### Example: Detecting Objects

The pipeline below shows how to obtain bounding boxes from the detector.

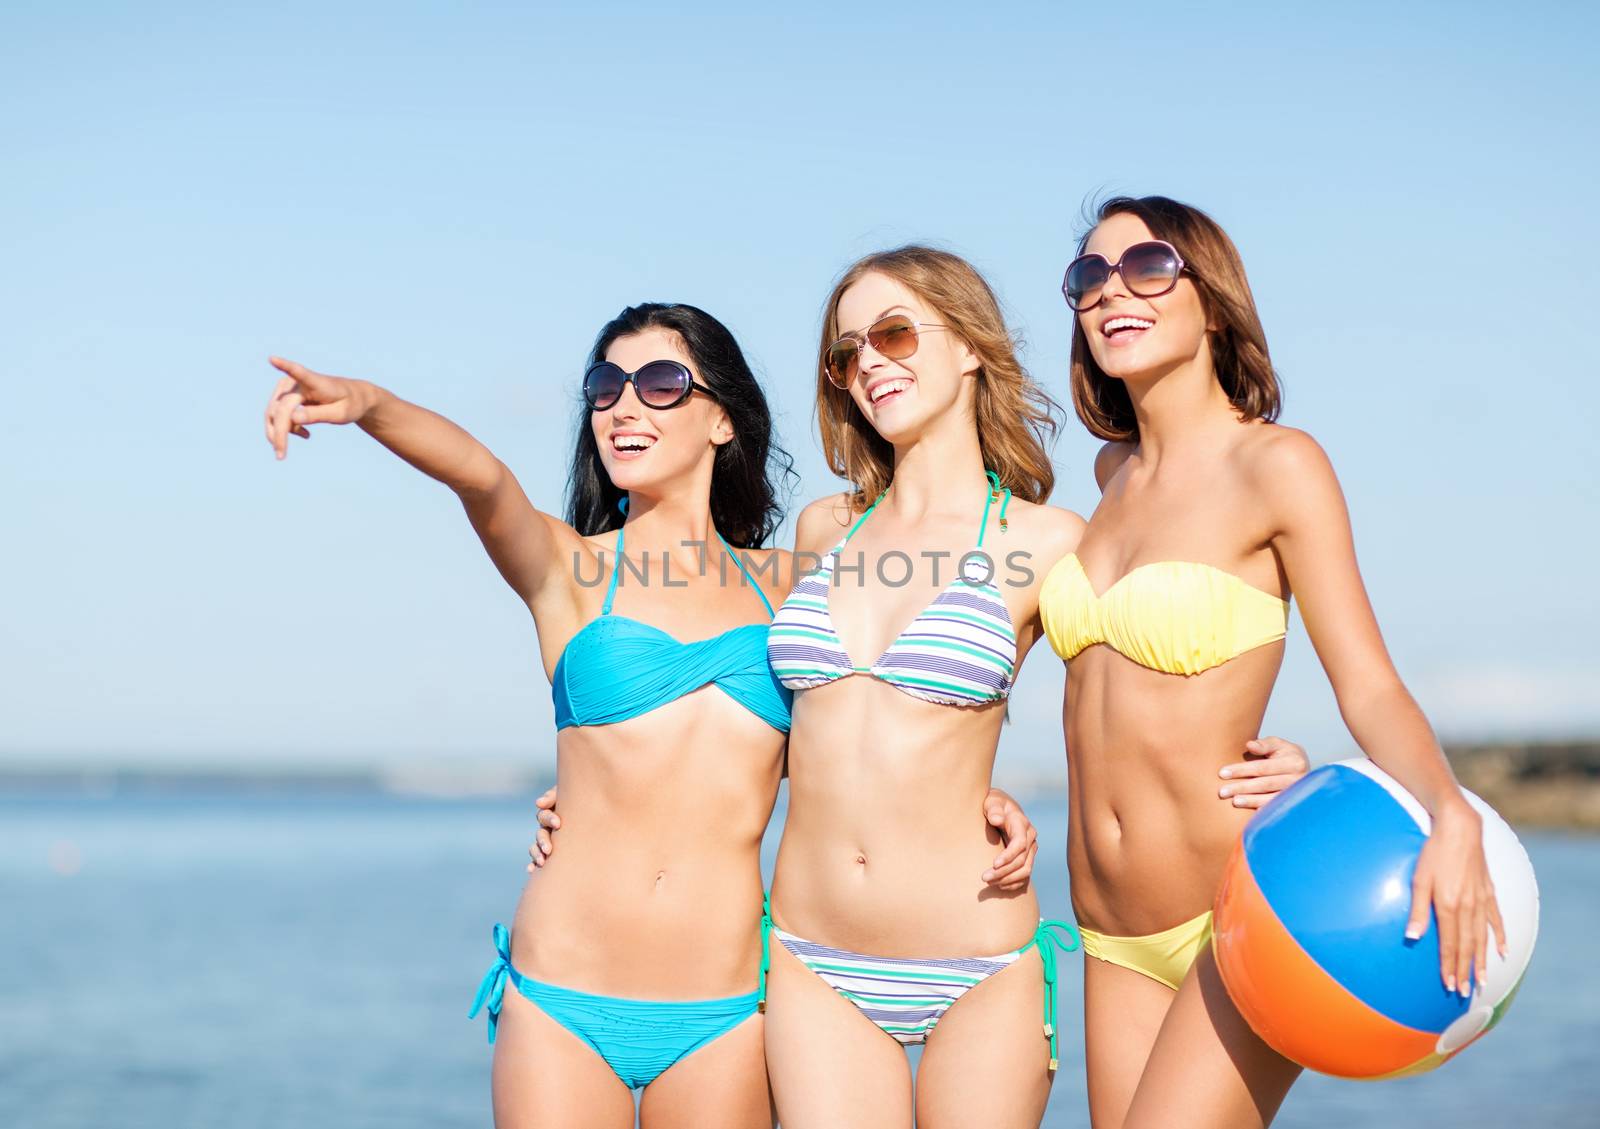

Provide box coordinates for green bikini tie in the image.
[1030,919,1082,1071]
[982,468,1012,538]
[758,889,773,1013]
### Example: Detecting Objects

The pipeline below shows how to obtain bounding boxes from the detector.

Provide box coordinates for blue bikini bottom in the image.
[469,923,762,1090]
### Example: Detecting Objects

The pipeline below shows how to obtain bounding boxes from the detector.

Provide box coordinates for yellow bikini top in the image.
[1039,555,1289,676]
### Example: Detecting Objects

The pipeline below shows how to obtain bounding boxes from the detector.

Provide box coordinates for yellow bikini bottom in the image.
[1078,910,1213,992]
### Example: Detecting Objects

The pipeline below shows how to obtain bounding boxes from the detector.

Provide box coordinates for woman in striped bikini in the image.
[753,248,1076,1128]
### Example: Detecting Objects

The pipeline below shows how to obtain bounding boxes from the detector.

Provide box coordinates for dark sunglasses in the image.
[583,360,713,411]
[824,313,950,389]
[1062,240,1187,312]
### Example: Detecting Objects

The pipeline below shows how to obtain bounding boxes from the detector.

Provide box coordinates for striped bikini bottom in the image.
[772,919,1080,1069]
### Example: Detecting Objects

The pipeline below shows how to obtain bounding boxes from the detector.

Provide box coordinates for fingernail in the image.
[1232,797,1246,807]
[1405,926,1422,940]
[1219,787,1231,798]
[1219,768,1232,779]
[982,870,995,881]
[1446,976,1456,992]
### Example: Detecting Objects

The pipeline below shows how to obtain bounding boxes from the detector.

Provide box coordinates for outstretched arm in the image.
[1258,429,1504,995]
[263,356,575,604]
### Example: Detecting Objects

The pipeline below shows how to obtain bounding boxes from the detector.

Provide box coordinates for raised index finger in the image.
[269,355,331,396]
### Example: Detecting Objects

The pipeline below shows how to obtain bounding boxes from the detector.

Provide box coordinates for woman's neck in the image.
[1127,357,1240,462]
[620,479,718,550]
[887,413,988,517]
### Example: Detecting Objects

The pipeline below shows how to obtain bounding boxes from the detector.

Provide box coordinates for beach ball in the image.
[1212,757,1538,1079]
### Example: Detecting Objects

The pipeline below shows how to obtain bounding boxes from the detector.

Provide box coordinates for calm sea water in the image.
[1,791,1593,1129]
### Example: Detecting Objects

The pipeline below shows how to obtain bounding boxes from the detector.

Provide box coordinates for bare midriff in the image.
[774,676,1040,957]
[1064,640,1284,936]
[510,684,783,999]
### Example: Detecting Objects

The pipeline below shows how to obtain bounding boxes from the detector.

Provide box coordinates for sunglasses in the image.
[1062,240,1187,312]
[582,360,713,411]
[824,313,950,389]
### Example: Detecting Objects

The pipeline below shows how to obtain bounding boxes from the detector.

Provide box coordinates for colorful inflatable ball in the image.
[1211,757,1539,1079]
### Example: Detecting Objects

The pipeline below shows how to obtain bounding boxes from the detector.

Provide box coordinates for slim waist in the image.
[768,879,1043,959]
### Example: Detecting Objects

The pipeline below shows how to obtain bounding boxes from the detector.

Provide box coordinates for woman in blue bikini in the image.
[262,301,1037,1128]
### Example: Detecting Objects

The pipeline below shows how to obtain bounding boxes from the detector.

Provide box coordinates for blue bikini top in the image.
[552,525,792,733]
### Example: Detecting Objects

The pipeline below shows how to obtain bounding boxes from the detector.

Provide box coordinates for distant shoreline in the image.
[1446,741,1600,832]
[1,741,1596,831]
[0,758,553,801]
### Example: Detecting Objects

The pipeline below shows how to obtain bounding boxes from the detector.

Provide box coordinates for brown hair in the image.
[1069,196,1280,442]
[816,245,1060,508]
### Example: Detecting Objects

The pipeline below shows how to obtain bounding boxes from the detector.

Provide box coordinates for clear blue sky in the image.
[3,1,1596,773]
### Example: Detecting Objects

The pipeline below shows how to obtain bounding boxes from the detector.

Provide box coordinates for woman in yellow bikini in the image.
[1040,196,1505,1128]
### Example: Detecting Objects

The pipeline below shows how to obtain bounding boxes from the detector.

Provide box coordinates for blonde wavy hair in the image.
[816,245,1060,508]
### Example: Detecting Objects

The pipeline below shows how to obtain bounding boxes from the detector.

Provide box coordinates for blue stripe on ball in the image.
[1243,764,1470,1034]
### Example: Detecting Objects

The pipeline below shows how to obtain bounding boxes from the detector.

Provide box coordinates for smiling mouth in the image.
[869,379,913,405]
[1103,316,1154,340]
[611,434,657,455]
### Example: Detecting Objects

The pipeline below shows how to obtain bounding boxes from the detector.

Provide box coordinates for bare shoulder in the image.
[1237,424,1345,527]
[1238,423,1337,486]
[738,545,792,565]
[574,525,618,562]
[794,491,857,554]
[732,544,791,571]
[1093,441,1137,491]
[996,497,1087,560]
[732,544,796,600]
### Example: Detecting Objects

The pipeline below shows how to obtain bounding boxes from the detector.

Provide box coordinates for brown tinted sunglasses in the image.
[824,313,950,389]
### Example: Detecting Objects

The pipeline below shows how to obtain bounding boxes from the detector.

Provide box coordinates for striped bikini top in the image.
[767,472,1018,707]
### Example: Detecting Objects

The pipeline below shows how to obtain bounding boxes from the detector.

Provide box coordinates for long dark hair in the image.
[1069,195,1281,442]
[565,303,794,547]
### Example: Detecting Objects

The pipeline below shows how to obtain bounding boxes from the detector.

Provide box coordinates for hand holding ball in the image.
[1212,758,1538,1079]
